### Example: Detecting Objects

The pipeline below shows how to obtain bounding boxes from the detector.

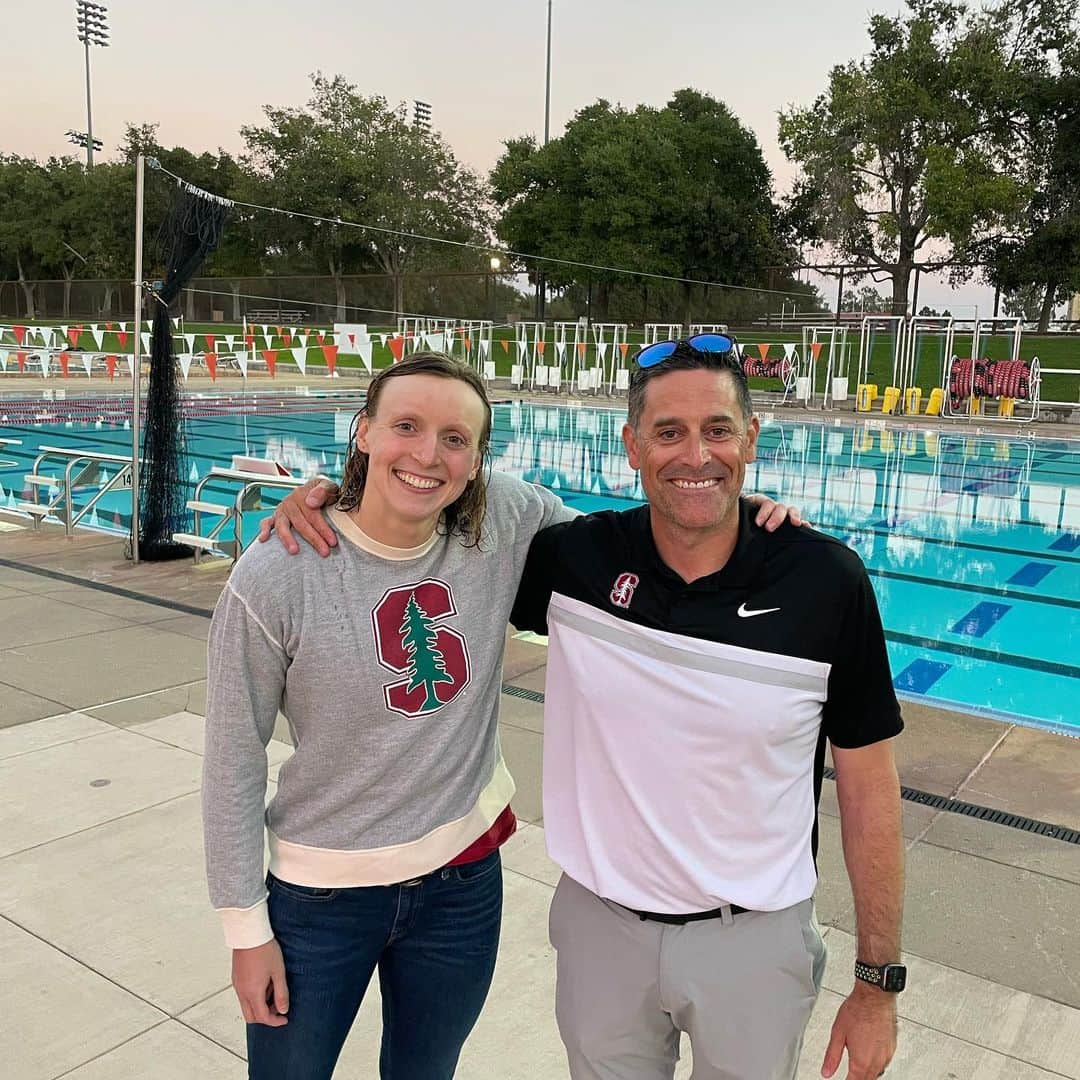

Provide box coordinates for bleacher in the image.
[245,309,308,323]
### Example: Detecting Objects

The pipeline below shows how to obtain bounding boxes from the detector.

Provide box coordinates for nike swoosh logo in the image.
[737,603,781,618]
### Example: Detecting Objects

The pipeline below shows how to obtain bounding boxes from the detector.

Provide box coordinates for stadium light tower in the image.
[75,0,109,167]
[413,100,432,133]
[66,129,103,155]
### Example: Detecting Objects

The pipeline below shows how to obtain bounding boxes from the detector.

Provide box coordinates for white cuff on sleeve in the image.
[218,897,273,950]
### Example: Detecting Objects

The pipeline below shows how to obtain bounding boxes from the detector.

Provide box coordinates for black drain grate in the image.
[501,684,545,703]
[821,765,1080,845]
[500,683,1080,848]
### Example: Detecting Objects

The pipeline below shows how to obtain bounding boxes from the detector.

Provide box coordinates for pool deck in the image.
[1,516,1078,1080]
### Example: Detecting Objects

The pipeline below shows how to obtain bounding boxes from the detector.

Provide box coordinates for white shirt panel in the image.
[542,592,831,913]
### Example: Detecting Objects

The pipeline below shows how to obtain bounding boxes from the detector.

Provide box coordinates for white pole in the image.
[84,39,94,168]
[131,154,145,564]
[544,0,552,145]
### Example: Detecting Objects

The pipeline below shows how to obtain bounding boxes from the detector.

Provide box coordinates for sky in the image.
[7,0,998,313]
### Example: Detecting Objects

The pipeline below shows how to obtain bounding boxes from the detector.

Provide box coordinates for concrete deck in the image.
[1,519,1078,1079]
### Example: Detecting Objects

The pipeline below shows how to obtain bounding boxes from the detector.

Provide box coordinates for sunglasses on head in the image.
[634,333,736,369]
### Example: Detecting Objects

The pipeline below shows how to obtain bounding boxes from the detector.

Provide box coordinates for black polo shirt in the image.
[511,498,903,915]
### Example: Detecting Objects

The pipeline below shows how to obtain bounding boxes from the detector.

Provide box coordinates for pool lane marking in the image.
[949,601,1012,638]
[893,658,951,694]
[1050,532,1080,553]
[1006,562,1056,587]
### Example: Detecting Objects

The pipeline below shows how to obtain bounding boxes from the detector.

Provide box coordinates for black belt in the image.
[626,903,751,925]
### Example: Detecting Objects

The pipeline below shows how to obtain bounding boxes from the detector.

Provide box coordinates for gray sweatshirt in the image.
[202,470,573,948]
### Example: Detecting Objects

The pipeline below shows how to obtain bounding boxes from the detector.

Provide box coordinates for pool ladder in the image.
[18,446,140,536]
[172,467,305,565]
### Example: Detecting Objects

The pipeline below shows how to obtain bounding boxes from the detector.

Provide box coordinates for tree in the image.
[0,156,61,318]
[1001,285,1045,322]
[978,1,1080,331]
[492,90,788,328]
[399,592,453,712]
[841,284,891,313]
[240,73,490,321]
[40,159,103,318]
[779,0,1021,315]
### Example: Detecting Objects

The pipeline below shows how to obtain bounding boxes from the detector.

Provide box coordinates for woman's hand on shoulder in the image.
[744,493,808,532]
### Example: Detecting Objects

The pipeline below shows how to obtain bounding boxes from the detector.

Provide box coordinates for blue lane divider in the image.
[893,659,952,694]
[1050,533,1080,552]
[950,601,1012,638]
[1006,562,1056,588]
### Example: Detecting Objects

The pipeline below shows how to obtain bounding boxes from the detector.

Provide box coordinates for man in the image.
[265,339,904,1079]
[508,339,905,1080]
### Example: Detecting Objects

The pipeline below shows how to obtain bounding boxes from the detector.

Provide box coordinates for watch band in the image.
[855,959,907,992]
[854,960,884,985]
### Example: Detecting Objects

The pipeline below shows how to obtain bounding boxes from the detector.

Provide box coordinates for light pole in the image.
[488,256,501,322]
[544,1,552,145]
[537,0,552,321]
[75,1,109,168]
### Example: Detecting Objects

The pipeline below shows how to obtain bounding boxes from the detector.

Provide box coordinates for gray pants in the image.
[549,874,826,1080]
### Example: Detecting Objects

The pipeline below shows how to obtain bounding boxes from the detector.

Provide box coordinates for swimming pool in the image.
[2,396,1077,735]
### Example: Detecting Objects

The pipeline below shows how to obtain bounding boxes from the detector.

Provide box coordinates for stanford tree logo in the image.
[399,592,454,710]
[372,579,471,717]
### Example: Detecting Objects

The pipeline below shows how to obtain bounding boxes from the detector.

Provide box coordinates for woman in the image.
[204,352,799,1079]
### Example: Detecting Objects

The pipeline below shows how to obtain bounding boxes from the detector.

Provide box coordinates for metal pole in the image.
[84,39,94,168]
[835,266,845,326]
[131,154,144,563]
[544,0,552,144]
[911,266,921,317]
[536,0,552,324]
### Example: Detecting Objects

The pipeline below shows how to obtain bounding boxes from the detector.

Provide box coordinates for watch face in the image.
[883,965,907,992]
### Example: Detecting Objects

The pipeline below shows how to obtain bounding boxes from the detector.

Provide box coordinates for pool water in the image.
[2,399,1077,735]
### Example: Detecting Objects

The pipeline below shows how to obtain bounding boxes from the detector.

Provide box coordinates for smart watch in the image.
[854,960,907,992]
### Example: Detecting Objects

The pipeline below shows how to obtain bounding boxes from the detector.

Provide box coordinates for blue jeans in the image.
[247,850,503,1080]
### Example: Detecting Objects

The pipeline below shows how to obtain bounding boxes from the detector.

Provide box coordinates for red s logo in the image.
[371,579,471,717]
[610,572,639,609]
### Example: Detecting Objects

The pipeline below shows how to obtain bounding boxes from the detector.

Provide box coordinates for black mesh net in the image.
[131,185,229,561]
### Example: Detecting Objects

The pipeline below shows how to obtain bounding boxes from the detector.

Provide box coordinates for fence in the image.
[0,272,799,329]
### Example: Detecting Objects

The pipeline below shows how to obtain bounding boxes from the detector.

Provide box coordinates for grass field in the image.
[2,318,1078,406]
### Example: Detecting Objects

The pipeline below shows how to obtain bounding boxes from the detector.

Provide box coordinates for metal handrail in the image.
[22,446,141,535]
[184,467,305,564]
[233,477,306,558]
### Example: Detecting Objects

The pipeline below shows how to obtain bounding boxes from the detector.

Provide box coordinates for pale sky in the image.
[7,0,997,312]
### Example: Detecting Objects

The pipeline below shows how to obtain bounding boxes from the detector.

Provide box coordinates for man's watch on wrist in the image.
[854,960,907,992]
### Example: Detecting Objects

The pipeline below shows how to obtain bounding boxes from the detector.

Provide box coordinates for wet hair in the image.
[336,352,493,548]
[627,342,753,429]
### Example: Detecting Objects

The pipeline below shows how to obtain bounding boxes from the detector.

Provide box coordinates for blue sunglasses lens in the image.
[687,334,734,355]
[635,341,678,369]
[635,334,734,369]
